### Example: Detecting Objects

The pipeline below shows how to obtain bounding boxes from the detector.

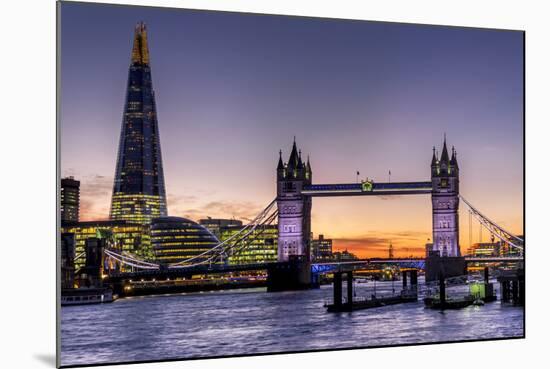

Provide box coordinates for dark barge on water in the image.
[423,295,474,309]
[327,291,417,312]
[326,269,419,313]
[424,267,497,310]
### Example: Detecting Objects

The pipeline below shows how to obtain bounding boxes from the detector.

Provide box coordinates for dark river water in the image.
[61,279,524,366]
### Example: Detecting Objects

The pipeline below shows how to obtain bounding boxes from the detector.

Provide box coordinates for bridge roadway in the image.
[106,256,523,283]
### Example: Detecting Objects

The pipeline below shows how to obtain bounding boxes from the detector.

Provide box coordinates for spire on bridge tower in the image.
[431,146,438,176]
[287,138,300,175]
[450,146,459,171]
[440,135,450,173]
[277,150,284,170]
[306,155,312,180]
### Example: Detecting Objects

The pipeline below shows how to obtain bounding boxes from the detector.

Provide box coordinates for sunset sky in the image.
[60,2,524,258]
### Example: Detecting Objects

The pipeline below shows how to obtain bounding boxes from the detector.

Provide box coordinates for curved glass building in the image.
[151,217,220,265]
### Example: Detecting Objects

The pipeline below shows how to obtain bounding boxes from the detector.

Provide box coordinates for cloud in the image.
[171,200,264,223]
[62,168,78,177]
[78,174,113,220]
[167,193,198,208]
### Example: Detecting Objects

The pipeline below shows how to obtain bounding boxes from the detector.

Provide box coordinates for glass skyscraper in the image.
[110,22,167,224]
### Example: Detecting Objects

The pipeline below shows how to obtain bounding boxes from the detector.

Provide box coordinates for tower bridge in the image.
[78,137,523,292]
[276,136,461,267]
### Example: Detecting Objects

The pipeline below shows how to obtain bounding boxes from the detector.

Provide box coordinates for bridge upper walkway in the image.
[302,181,433,197]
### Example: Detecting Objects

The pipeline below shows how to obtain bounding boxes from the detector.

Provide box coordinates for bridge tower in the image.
[431,137,460,257]
[276,138,312,262]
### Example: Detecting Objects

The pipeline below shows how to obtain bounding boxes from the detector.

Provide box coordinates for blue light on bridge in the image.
[311,264,338,274]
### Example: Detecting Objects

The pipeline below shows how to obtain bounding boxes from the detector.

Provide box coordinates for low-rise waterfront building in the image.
[332,249,358,261]
[311,234,333,261]
[61,220,151,270]
[468,242,500,257]
[219,224,278,265]
[199,217,243,239]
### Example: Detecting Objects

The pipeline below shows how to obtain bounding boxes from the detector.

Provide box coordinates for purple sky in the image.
[60,2,523,257]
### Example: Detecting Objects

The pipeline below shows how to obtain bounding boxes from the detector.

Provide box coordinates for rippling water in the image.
[61,279,524,366]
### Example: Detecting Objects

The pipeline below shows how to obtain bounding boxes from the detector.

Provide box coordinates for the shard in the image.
[110,22,167,224]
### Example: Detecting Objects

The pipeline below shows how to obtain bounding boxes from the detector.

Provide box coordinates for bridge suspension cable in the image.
[169,207,279,269]
[459,195,524,253]
[98,198,279,271]
[104,248,160,270]
[168,198,278,268]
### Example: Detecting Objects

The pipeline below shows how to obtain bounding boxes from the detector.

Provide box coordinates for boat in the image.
[61,287,116,306]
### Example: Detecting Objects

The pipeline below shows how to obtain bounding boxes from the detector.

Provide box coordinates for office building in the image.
[110,22,167,225]
[61,177,80,223]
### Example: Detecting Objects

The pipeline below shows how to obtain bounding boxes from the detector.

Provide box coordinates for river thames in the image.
[61,279,524,366]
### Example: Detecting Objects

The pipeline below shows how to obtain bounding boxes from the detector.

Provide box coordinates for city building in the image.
[219,224,278,265]
[110,22,168,225]
[199,218,243,239]
[468,242,501,257]
[61,177,80,223]
[332,249,358,261]
[61,220,151,270]
[61,233,76,289]
[499,235,524,257]
[151,217,220,265]
[311,234,333,261]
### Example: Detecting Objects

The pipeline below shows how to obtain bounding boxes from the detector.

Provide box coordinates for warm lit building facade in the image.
[311,234,333,261]
[151,217,219,265]
[219,224,278,265]
[199,218,243,239]
[61,177,80,223]
[110,22,167,225]
[61,220,151,270]
[499,235,524,257]
[468,242,500,257]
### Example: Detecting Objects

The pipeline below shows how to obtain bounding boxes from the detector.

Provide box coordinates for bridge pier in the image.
[346,271,353,306]
[266,258,312,292]
[333,272,342,308]
[497,268,524,306]
[439,273,446,308]
[331,271,353,310]
[425,254,466,282]
[410,269,418,289]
